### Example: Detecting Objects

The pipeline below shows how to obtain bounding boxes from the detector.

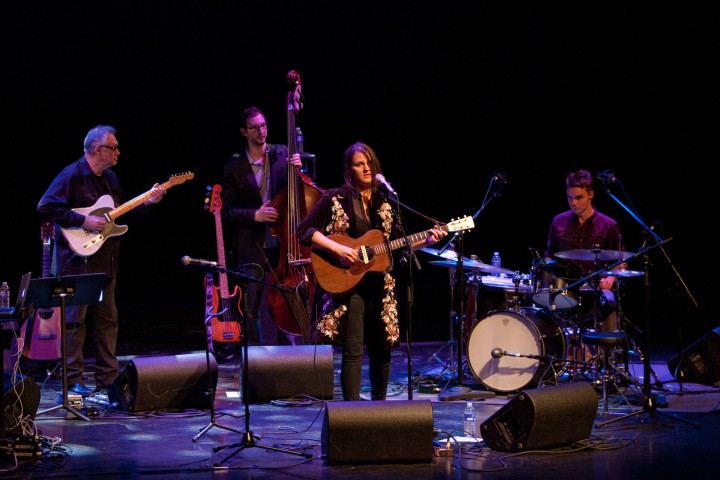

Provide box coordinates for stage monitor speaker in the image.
[3,373,40,435]
[321,400,434,465]
[245,345,334,403]
[668,327,720,385]
[108,352,217,413]
[481,382,597,452]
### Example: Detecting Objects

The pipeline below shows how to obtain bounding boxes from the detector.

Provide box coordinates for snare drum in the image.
[478,274,533,309]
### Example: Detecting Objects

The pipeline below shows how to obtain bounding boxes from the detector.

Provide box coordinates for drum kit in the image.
[422,246,645,394]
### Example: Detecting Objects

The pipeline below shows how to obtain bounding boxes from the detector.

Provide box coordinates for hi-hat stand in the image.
[30,273,106,421]
[182,262,312,465]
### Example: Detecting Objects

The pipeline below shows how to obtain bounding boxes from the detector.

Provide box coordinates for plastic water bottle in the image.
[491,251,502,277]
[463,401,477,437]
[0,282,10,309]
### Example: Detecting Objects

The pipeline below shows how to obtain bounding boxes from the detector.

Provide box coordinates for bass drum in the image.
[467,308,566,393]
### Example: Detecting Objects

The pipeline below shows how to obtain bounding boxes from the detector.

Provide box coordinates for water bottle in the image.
[0,282,10,309]
[491,251,502,277]
[463,401,477,437]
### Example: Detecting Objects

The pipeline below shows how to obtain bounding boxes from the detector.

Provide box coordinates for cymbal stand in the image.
[594,181,699,428]
[611,280,660,390]
[435,175,505,401]
[428,266,458,379]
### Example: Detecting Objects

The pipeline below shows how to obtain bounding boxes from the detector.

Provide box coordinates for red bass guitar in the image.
[206,184,243,345]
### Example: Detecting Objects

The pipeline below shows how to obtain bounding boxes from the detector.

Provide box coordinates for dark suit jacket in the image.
[220,143,290,268]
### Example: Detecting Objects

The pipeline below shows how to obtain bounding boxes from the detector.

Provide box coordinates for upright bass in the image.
[267,70,323,343]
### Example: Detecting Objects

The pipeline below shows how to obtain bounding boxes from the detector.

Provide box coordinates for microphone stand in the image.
[593,182,699,428]
[386,192,421,400]
[193,307,245,442]
[186,264,312,465]
[435,177,504,401]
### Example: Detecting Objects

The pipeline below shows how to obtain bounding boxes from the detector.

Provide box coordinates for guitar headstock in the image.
[164,172,195,188]
[40,220,54,245]
[286,70,303,115]
[207,184,222,215]
[446,216,475,233]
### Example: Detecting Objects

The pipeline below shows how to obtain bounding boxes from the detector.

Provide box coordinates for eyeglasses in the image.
[99,145,120,152]
[244,123,268,133]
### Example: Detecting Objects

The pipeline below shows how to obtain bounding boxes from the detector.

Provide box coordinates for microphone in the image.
[596,169,617,185]
[492,170,507,185]
[181,256,219,268]
[492,348,555,362]
[375,174,397,196]
[491,348,505,359]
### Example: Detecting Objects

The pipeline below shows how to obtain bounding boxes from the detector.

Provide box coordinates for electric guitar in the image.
[20,221,62,360]
[206,184,242,344]
[61,172,194,256]
[311,216,475,295]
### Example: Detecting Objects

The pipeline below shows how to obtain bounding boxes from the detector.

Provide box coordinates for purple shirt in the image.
[545,209,624,275]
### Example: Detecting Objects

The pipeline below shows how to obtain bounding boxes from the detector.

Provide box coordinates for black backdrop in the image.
[2,2,718,352]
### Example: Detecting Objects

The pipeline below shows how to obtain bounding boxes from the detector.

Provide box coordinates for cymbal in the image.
[419,247,462,261]
[428,259,515,276]
[554,249,633,262]
[602,269,644,278]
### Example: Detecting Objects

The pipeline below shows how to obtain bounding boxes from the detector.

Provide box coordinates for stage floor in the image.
[2,337,719,479]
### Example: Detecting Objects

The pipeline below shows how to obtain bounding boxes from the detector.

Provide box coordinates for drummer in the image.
[543,168,627,332]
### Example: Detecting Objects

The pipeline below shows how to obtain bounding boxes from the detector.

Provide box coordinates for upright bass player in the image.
[219,106,303,345]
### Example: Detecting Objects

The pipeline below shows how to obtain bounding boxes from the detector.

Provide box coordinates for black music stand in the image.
[29,273,105,421]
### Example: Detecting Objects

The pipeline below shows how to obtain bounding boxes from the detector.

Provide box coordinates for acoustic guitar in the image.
[312,216,475,295]
[20,221,62,360]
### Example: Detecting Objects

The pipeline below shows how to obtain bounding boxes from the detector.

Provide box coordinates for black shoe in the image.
[70,383,92,396]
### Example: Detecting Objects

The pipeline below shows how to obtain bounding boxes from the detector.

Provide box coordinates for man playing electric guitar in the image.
[37,125,167,395]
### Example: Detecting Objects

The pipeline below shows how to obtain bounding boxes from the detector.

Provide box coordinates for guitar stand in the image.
[30,273,106,421]
[183,263,312,465]
[192,308,245,442]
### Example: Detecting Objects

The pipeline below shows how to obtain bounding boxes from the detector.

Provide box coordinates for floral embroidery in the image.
[317,300,346,340]
[381,272,399,343]
[317,195,399,344]
[326,196,349,236]
[378,202,393,240]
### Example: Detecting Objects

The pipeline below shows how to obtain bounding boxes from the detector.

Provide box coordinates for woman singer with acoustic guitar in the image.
[297,142,447,400]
